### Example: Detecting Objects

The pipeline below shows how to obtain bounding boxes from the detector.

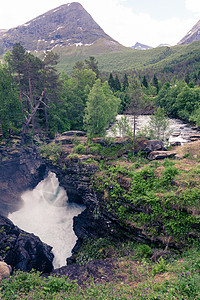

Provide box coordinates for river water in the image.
[8,172,85,269]
[107,115,199,145]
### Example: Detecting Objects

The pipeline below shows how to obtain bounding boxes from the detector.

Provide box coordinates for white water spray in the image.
[8,172,85,269]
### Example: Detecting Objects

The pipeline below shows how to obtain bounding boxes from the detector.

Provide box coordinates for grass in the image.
[1,244,200,299]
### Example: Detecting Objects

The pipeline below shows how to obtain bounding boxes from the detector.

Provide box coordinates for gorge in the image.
[8,172,85,269]
[0,116,200,275]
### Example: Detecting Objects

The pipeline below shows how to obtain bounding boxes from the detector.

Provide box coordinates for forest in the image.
[1,42,200,139]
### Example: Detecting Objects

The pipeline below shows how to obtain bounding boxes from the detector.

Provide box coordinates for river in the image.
[107,115,199,145]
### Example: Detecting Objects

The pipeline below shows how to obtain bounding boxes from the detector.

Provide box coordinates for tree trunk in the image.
[0,119,3,137]
[28,62,35,133]
[18,71,23,114]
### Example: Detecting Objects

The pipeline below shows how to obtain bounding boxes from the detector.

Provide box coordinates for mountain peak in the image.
[132,42,153,50]
[0,2,116,52]
[178,20,200,45]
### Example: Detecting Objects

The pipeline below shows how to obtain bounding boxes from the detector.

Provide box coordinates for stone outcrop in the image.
[148,150,177,160]
[0,261,11,281]
[52,259,120,286]
[135,138,165,153]
[0,215,53,273]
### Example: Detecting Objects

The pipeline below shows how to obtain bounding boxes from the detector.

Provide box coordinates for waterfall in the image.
[8,172,85,269]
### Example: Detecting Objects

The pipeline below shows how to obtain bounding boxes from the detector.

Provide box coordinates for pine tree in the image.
[142,75,148,88]
[122,73,129,91]
[114,74,121,91]
[41,51,60,130]
[6,43,26,114]
[108,73,115,91]
[153,73,159,94]
[85,56,100,78]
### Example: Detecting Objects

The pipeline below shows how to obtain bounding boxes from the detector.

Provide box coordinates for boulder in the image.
[61,131,87,137]
[133,137,165,154]
[0,215,54,273]
[0,261,11,281]
[148,150,177,160]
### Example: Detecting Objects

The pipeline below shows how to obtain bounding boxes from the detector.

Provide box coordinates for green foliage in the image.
[74,238,115,265]
[73,143,87,154]
[111,116,132,137]
[134,244,153,259]
[0,64,22,135]
[156,80,200,126]
[152,257,168,276]
[148,106,170,141]
[39,142,63,164]
[60,69,96,130]
[161,165,179,186]
[0,270,77,300]
[84,79,120,136]
[92,156,200,243]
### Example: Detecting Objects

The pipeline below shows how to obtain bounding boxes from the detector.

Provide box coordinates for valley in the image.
[0,2,200,299]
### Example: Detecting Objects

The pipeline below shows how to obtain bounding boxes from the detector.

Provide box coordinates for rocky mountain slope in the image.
[0,2,119,53]
[178,19,200,45]
[132,42,153,50]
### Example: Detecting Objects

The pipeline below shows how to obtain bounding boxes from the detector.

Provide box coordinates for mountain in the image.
[132,42,153,50]
[0,2,120,53]
[178,19,200,45]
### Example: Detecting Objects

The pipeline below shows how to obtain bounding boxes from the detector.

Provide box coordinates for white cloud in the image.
[80,0,197,47]
[185,0,200,14]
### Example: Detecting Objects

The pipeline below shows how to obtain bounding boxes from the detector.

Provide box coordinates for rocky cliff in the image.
[0,140,47,216]
[178,19,200,45]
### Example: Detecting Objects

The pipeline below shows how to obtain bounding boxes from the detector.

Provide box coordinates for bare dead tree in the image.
[22,91,49,134]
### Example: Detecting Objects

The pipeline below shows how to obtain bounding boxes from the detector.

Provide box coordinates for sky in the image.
[0,0,200,47]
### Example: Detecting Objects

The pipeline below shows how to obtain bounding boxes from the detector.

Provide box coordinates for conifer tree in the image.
[85,56,100,78]
[108,73,115,91]
[142,75,148,88]
[153,73,159,94]
[114,74,121,91]
[6,43,26,113]
[122,73,129,91]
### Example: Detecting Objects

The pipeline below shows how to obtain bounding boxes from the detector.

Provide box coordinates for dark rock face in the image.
[0,145,47,216]
[52,259,120,286]
[0,215,54,273]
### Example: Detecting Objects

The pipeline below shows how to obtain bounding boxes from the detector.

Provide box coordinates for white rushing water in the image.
[8,172,85,269]
[107,115,199,145]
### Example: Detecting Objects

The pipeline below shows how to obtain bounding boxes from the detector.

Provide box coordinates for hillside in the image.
[55,39,200,74]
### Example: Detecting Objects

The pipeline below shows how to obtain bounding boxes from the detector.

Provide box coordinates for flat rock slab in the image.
[148,150,177,160]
